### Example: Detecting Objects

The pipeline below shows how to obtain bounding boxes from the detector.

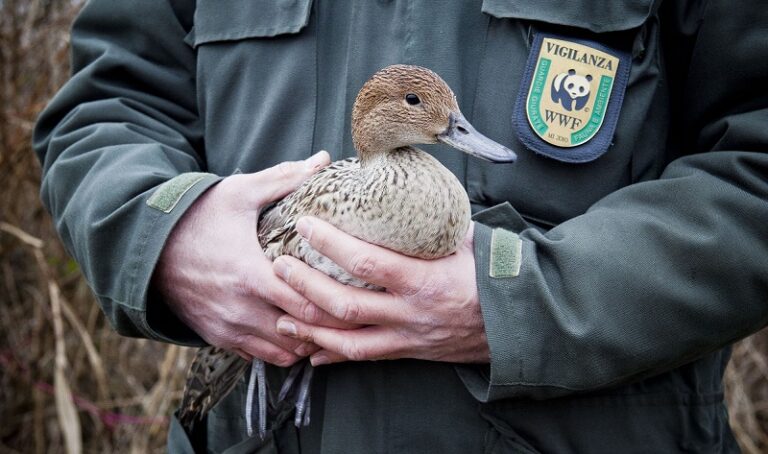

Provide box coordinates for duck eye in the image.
[405,93,421,105]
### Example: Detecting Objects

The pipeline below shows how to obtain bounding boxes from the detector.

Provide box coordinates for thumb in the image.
[249,150,331,206]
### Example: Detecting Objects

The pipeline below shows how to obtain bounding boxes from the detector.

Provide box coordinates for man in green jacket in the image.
[35,0,768,452]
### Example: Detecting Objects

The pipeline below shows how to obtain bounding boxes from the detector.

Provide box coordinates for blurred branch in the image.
[0,222,44,248]
[1,222,83,454]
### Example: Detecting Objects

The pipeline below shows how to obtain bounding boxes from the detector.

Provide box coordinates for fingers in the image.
[247,151,331,206]
[294,217,426,293]
[237,334,301,367]
[275,317,408,364]
[273,255,409,325]
[211,300,321,366]
[259,271,359,329]
[242,252,358,329]
[237,336,320,366]
[305,350,346,366]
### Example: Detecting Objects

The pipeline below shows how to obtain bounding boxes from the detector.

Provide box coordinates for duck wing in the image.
[179,347,249,430]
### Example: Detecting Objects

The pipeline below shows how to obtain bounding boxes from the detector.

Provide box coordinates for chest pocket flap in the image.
[188,0,313,46]
[482,0,655,33]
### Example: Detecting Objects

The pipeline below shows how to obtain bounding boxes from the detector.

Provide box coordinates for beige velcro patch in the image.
[490,228,522,278]
[146,172,208,213]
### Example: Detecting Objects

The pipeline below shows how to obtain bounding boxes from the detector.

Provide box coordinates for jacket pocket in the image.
[481,0,655,34]
[468,0,665,226]
[189,0,313,46]
[187,0,318,176]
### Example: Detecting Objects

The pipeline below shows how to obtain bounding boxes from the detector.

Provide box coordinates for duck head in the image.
[351,64,517,165]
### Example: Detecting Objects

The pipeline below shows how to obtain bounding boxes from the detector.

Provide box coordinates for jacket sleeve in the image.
[33,0,219,345]
[458,0,768,402]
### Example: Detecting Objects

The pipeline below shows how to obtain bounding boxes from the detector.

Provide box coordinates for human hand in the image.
[153,151,346,366]
[272,217,490,366]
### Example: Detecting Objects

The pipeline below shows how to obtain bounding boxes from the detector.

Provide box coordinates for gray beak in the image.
[437,112,517,163]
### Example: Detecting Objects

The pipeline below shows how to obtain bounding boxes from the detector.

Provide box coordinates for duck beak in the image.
[437,112,517,163]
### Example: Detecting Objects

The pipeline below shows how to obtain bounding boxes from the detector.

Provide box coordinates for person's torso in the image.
[175,1,737,452]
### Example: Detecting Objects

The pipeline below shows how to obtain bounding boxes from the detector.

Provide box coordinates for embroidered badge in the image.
[515,33,630,163]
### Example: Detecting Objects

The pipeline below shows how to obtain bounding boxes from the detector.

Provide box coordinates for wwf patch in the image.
[515,33,630,163]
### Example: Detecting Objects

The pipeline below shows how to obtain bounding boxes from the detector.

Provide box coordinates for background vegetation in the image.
[0,2,765,453]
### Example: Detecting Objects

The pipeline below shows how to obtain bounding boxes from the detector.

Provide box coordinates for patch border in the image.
[514,32,631,163]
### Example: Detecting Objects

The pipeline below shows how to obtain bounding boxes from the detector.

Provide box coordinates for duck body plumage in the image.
[261,148,471,269]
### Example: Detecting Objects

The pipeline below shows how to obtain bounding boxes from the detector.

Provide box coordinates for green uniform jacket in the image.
[35,0,768,452]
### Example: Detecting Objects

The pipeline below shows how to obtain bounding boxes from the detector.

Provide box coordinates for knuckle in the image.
[287,270,307,295]
[333,296,361,323]
[341,341,367,361]
[343,302,362,323]
[294,342,314,357]
[228,332,251,352]
[219,310,240,328]
[269,351,298,367]
[203,329,230,350]
[348,254,377,279]
[426,326,453,345]
[412,312,436,336]
[413,280,441,301]
[309,228,329,251]
[274,161,298,179]
[217,303,246,328]
[300,300,321,324]
[283,338,305,353]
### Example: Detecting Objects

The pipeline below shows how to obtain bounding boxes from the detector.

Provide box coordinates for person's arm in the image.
[271,0,768,401]
[33,0,214,344]
[33,1,335,362]
[459,0,768,401]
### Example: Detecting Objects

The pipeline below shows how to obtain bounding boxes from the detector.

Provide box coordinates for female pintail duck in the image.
[179,64,517,437]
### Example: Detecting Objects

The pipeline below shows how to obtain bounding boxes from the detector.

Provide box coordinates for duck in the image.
[178,64,517,437]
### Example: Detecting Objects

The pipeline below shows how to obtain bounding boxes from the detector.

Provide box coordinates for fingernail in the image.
[310,354,329,366]
[305,150,329,170]
[277,319,297,337]
[273,257,291,280]
[296,217,313,240]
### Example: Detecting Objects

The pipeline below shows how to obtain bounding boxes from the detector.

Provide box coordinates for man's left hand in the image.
[272,217,490,366]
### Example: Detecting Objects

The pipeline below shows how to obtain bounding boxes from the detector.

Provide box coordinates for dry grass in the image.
[0,2,191,452]
[0,1,765,453]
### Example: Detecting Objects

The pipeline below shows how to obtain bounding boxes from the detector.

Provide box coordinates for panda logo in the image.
[550,69,593,112]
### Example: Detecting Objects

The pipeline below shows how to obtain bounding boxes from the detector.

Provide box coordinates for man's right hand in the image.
[153,151,337,366]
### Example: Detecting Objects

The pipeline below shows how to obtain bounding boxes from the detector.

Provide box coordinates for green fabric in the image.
[34,0,768,452]
[489,228,522,278]
[190,0,313,43]
[481,0,656,32]
[147,172,210,213]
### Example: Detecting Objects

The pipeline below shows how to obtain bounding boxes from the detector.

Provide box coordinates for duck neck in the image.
[358,146,412,169]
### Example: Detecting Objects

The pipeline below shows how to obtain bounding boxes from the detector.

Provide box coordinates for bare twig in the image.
[60,297,111,402]
[0,222,44,248]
